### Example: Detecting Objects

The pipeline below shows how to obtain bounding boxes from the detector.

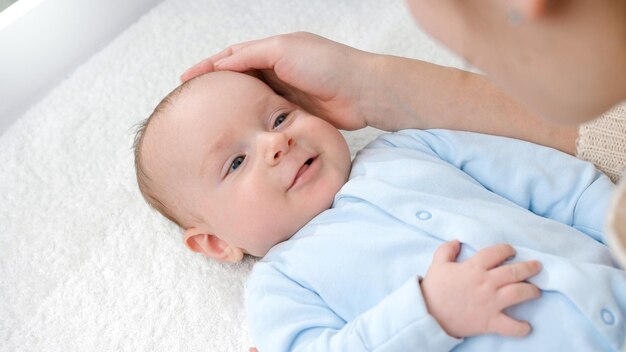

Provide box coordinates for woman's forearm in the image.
[363,54,578,154]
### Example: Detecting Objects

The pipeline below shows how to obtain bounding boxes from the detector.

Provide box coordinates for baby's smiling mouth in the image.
[289,157,317,190]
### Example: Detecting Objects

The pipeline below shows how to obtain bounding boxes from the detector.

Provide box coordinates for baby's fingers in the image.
[469,244,516,269]
[431,240,461,265]
[496,282,542,310]
[489,260,542,287]
[488,313,532,337]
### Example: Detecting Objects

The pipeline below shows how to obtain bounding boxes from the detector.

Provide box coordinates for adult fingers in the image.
[211,38,282,73]
[489,260,542,287]
[180,57,218,82]
[180,39,262,82]
[431,240,461,265]
[487,313,532,337]
[496,282,542,309]
[469,244,516,269]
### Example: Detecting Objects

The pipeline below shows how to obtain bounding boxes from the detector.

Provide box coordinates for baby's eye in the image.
[273,113,288,129]
[228,155,245,174]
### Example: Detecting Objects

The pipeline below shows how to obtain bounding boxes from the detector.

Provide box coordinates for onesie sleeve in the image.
[245,264,461,352]
[383,129,615,243]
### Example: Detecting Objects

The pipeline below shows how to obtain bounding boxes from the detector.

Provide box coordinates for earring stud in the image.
[507,9,523,25]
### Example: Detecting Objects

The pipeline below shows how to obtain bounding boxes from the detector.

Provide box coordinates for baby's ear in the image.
[183,228,244,262]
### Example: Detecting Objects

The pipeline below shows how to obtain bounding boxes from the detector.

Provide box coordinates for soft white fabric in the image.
[0,0,463,351]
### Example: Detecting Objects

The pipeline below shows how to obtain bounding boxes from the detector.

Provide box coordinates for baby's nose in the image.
[260,132,293,165]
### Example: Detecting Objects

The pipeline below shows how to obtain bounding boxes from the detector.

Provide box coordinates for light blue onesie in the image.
[246,130,625,351]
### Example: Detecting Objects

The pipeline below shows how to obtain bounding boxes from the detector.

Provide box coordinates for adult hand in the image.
[421,241,542,338]
[181,32,374,130]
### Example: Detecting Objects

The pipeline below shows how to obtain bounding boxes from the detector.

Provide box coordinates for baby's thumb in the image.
[431,240,461,265]
[489,314,532,337]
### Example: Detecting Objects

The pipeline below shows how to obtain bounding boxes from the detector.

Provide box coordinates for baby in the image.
[134,71,625,351]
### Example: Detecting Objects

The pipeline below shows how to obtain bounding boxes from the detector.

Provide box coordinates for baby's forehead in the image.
[150,72,282,154]
[185,71,274,101]
[146,71,284,153]
[175,74,282,123]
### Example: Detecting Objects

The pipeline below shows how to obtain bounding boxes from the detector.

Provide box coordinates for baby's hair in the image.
[132,78,198,229]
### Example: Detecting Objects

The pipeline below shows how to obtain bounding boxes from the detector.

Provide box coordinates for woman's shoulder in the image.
[577,101,626,183]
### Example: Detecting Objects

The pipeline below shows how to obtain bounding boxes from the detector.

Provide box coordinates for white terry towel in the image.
[0,0,462,351]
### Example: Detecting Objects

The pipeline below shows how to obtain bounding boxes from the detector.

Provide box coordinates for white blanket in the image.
[0,0,462,350]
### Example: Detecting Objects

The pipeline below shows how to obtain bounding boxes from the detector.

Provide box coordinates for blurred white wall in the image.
[0,0,163,135]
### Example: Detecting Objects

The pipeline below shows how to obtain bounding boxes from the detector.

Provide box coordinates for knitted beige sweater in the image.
[577,102,626,183]
[577,102,626,266]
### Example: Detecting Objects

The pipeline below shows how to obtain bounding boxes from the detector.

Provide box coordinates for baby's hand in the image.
[421,240,541,338]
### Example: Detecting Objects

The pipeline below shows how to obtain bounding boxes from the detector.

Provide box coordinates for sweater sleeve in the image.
[576,101,626,183]
[385,129,615,243]
[245,265,461,352]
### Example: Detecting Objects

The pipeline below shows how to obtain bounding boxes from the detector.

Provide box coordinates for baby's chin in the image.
[248,170,348,258]
[252,203,336,258]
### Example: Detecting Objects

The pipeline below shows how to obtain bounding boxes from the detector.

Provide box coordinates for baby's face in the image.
[143,72,351,257]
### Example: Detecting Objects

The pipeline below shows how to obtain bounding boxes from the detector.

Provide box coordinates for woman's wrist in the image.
[359,54,423,131]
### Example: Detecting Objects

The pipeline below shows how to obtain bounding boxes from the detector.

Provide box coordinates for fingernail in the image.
[524,323,532,335]
[214,58,225,68]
